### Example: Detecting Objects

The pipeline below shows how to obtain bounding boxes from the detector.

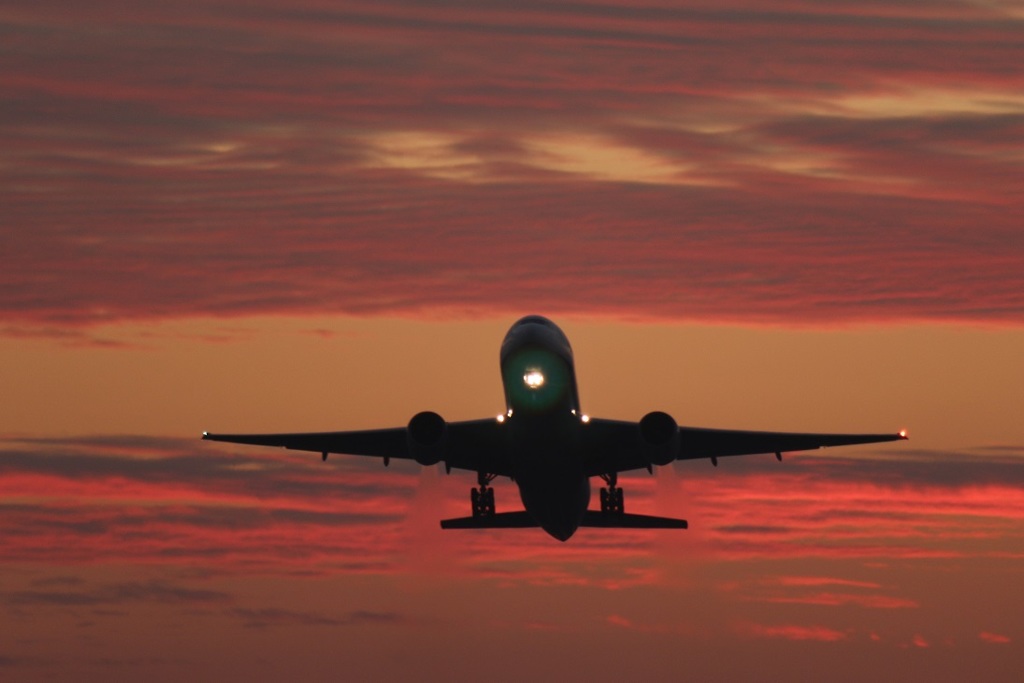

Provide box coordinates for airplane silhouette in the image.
[203,315,907,541]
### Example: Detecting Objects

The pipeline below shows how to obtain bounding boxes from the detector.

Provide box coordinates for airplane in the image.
[203,315,907,541]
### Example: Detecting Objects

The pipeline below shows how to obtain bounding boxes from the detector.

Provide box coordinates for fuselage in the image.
[499,315,589,540]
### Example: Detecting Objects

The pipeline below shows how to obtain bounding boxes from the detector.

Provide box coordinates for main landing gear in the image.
[599,472,624,515]
[471,472,497,518]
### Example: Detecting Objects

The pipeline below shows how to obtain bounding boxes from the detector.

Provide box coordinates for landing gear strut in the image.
[599,472,624,515]
[471,472,497,518]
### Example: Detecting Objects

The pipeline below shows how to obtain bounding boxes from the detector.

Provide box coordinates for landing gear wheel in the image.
[599,472,625,515]
[471,472,497,518]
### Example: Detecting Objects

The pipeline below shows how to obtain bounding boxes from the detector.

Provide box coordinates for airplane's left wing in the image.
[202,418,511,476]
[582,418,906,476]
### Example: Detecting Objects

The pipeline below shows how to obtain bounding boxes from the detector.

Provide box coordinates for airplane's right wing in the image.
[582,418,906,475]
[674,426,907,461]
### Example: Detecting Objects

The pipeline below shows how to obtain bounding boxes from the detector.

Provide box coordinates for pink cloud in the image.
[776,576,881,589]
[3,434,1024,683]
[753,592,918,609]
[979,631,1011,644]
[606,614,634,629]
[724,575,919,611]
[3,437,1022,583]
[2,1,1023,332]
[737,621,848,642]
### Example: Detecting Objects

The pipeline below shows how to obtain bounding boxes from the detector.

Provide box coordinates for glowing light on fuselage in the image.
[523,370,545,389]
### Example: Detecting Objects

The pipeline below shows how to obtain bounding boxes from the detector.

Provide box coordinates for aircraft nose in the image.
[500,319,572,366]
[512,322,554,346]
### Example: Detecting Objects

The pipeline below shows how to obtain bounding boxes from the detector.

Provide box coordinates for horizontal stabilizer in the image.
[440,511,688,530]
[580,511,688,529]
[440,511,539,529]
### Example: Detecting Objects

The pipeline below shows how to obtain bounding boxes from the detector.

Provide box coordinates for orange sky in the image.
[2,316,1023,680]
[1,317,1021,449]
[2,0,1023,680]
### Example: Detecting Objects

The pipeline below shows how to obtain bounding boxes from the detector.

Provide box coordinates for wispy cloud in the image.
[727,575,919,609]
[2,437,1022,573]
[2,434,1022,679]
[227,607,403,629]
[735,621,849,642]
[2,1,1023,331]
[4,579,232,608]
[683,451,1024,560]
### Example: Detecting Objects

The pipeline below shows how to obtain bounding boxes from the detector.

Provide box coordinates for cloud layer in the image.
[2,436,1021,572]
[3,0,1023,329]
[2,435,1021,679]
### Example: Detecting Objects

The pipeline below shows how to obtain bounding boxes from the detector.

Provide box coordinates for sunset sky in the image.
[2,0,1023,680]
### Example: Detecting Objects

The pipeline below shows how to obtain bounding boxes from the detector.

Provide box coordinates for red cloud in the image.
[752,592,918,609]
[3,2,1023,332]
[605,614,634,629]
[736,621,848,642]
[2,437,1023,581]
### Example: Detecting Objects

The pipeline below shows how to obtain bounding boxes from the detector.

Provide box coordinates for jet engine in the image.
[407,411,447,466]
[638,411,679,466]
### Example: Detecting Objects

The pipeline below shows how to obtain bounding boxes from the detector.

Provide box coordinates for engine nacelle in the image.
[407,411,447,466]
[638,411,679,466]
